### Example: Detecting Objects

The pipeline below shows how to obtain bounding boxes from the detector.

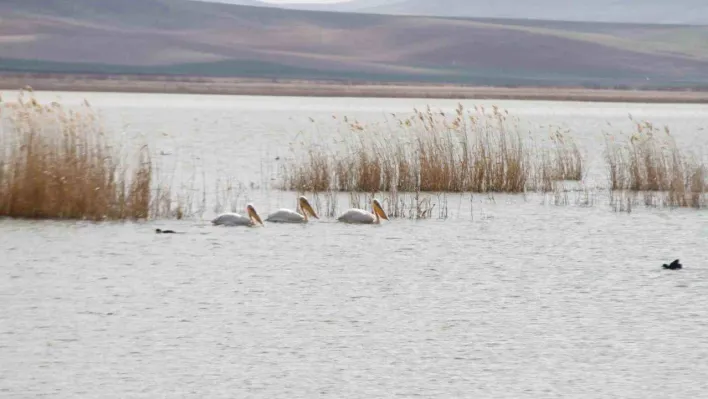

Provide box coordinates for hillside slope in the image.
[277,0,708,25]
[2,0,708,88]
[257,0,399,13]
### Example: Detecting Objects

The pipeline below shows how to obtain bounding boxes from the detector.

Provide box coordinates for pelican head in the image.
[298,196,319,219]
[372,198,389,221]
[246,204,264,226]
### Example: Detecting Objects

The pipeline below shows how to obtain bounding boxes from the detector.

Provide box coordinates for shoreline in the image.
[3,74,708,103]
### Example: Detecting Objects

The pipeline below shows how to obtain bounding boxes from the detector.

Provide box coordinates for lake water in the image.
[1,91,708,398]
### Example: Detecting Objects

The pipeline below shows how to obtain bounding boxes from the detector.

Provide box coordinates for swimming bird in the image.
[337,198,389,224]
[155,228,178,234]
[211,204,264,227]
[266,196,319,223]
[662,259,682,270]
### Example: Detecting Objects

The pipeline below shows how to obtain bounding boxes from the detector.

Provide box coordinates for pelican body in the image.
[266,196,319,223]
[211,204,264,227]
[337,199,389,224]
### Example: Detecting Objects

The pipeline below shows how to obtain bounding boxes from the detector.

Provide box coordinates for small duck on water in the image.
[155,228,179,234]
[662,259,682,270]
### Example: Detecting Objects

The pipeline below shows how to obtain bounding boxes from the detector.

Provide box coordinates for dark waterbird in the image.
[155,228,179,234]
[662,259,682,270]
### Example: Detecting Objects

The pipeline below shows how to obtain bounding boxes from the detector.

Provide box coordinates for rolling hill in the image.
[256,0,399,13]
[228,0,708,25]
[354,0,708,25]
[2,0,708,88]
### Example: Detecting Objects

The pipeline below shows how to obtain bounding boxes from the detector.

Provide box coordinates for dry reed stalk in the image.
[302,190,339,218]
[281,104,582,195]
[534,125,584,192]
[339,190,440,220]
[281,148,331,192]
[210,176,249,214]
[605,118,706,208]
[0,90,152,220]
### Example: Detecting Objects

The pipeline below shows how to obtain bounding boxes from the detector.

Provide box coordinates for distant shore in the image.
[2,73,708,104]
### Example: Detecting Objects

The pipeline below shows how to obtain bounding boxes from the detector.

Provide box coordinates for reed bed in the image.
[0,90,154,220]
[535,125,584,192]
[1,90,704,222]
[605,117,706,208]
[281,104,584,194]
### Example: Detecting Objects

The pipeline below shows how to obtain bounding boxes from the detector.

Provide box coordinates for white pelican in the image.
[337,198,389,224]
[266,196,319,223]
[211,204,264,227]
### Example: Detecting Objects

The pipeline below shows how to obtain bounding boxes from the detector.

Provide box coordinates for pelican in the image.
[266,196,319,223]
[337,198,389,224]
[211,204,264,227]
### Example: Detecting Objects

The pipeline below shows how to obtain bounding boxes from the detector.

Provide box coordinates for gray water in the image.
[1,91,708,398]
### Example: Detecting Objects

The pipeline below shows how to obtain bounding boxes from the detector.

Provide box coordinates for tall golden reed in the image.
[605,117,706,208]
[0,90,152,220]
[281,104,583,193]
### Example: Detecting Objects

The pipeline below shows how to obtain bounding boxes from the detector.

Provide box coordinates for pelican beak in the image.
[373,201,389,220]
[248,206,264,226]
[300,198,319,219]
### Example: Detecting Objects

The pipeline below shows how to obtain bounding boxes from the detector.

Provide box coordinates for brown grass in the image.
[281,104,583,194]
[0,90,153,220]
[605,117,706,208]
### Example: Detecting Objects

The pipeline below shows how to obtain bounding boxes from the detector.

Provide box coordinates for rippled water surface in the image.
[1,91,708,398]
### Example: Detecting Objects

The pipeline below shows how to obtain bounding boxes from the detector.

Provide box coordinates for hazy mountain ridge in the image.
[259,0,400,13]
[204,0,708,25]
[2,0,708,88]
[359,0,708,25]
